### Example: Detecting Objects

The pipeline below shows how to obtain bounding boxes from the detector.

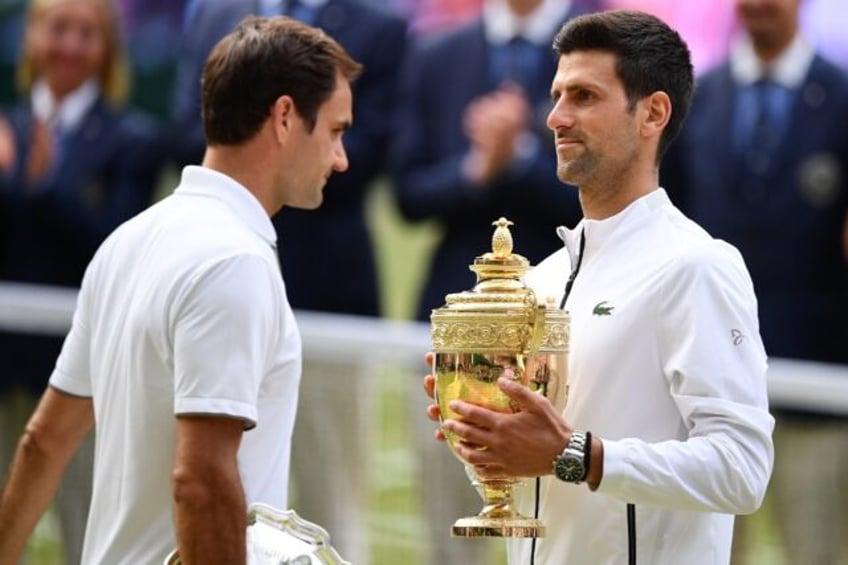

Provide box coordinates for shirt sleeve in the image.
[598,242,775,514]
[49,275,93,397]
[172,253,281,428]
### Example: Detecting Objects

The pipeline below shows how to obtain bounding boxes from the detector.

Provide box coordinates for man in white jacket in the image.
[424,10,775,565]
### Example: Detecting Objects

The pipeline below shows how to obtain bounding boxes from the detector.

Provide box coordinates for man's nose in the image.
[546,101,574,132]
[333,142,349,172]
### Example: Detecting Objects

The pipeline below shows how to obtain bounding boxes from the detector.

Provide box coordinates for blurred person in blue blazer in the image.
[170,2,407,562]
[662,0,848,563]
[0,0,162,562]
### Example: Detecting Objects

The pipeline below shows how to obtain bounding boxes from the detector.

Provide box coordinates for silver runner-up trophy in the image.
[430,217,570,538]
[164,503,350,564]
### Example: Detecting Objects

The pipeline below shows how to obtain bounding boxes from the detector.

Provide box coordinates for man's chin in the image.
[557,158,594,186]
[288,197,323,211]
[556,166,579,186]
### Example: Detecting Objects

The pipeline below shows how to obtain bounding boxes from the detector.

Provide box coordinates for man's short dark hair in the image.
[553,10,694,162]
[201,16,362,146]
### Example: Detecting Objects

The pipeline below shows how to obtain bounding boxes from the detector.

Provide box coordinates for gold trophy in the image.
[431,217,569,538]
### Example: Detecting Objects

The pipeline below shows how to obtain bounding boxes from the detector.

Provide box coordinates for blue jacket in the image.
[170,0,408,316]
[391,14,585,320]
[0,97,162,392]
[663,55,848,364]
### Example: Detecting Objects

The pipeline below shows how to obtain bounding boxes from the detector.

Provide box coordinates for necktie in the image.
[490,36,539,89]
[507,36,534,84]
[45,112,67,172]
[735,77,793,204]
[740,77,793,174]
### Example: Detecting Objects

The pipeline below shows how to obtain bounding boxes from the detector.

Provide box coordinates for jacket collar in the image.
[730,32,814,88]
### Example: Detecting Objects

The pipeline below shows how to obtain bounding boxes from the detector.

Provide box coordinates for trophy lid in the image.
[430,218,568,354]
[471,217,529,273]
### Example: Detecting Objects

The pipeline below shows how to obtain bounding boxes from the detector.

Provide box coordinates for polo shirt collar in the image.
[175,166,277,247]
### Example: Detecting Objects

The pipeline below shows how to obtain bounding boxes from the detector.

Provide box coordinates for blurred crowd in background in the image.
[1,0,847,564]
[2,0,848,118]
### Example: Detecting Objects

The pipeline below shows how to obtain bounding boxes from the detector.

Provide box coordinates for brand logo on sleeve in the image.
[731,329,745,346]
[592,300,614,316]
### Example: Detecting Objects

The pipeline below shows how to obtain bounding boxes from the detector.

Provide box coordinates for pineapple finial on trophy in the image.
[491,217,514,258]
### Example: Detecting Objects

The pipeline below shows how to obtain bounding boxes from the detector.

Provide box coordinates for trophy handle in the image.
[526,299,547,360]
[163,503,350,565]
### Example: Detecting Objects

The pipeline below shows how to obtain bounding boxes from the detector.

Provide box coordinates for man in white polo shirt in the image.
[424,11,775,565]
[0,16,360,564]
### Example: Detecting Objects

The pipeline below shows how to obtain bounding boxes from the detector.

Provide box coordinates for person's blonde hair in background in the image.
[16,0,128,104]
[3,0,134,186]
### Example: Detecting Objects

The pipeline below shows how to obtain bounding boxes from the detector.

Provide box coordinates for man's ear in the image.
[640,91,671,139]
[271,95,296,143]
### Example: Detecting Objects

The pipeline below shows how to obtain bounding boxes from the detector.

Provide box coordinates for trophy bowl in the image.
[431,218,569,538]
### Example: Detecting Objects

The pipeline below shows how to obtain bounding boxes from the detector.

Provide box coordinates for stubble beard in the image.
[556,149,599,188]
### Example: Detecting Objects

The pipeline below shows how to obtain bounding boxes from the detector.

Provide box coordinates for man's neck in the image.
[202,145,277,217]
[578,166,659,221]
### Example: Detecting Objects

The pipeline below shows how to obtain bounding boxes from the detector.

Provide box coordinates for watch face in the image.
[555,452,585,482]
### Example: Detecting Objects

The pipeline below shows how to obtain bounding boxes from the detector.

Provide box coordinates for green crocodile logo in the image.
[592,301,614,316]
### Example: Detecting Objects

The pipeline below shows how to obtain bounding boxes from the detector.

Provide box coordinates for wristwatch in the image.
[553,430,591,483]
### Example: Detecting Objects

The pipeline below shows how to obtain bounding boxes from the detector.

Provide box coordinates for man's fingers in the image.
[445,398,498,429]
[442,417,491,448]
[496,376,544,412]
[453,441,489,464]
[423,373,436,400]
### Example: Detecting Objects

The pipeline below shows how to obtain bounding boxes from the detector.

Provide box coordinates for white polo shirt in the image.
[514,189,774,565]
[50,166,301,565]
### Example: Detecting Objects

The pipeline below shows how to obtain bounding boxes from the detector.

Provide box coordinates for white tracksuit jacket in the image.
[511,188,775,565]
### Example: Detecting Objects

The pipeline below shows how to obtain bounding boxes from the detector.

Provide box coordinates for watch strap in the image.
[582,430,592,483]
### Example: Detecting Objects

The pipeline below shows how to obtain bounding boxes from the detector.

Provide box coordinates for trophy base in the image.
[451,516,545,538]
